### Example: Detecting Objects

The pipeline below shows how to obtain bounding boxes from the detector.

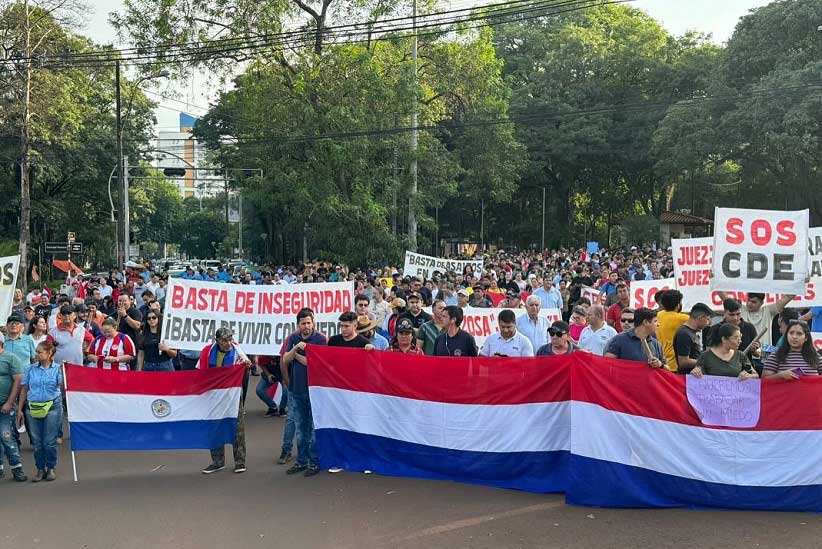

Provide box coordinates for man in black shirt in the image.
[116,293,143,346]
[399,292,432,329]
[673,303,712,374]
[702,298,760,362]
[328,311,375,349]
[433,305,478,357]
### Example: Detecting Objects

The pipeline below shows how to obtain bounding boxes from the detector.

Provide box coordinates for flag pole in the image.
[62,363,78,482]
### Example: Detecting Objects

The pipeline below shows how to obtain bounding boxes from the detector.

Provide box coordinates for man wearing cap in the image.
[517,295,550,352]
[357,315,388,350]
[0,334,27,481]
[74,304,102,339]
[200,327,251,474]
[399,292,433,329]
[498,290,523,309]
[49,305,93,367]
[391,318,424,354]
[22,305,35,332]
[4,313,36,366]
[381,297,406,338]
[456,288,470,308]
[468,285,493,308]
[480,309,534,357]
[536,321,578,356]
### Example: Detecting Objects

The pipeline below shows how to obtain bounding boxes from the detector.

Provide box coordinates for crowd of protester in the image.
[1,243,820,481]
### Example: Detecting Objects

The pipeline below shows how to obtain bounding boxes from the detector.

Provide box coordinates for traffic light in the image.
[163,168,187,177]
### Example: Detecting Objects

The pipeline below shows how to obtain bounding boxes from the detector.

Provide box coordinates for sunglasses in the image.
[548,328,567,337]
[147,316,158,320]
[621,317,634,323]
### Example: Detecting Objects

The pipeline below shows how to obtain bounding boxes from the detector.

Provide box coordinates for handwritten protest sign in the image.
[423,306,561,347]
[403,251,483,279]
[0,255,20,325]
[712,208,809,295]
[629,278,675,310]
[686,375,761,428]
[164,279,354,354]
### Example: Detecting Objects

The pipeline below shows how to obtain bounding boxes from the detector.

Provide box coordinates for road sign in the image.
[67,232,76,242]
[44,242,83,254]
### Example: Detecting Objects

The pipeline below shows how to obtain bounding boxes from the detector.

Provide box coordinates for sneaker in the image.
[201,463,225,474]
[328,467,344,473]
[277,452,293,465]
[364,470,373,475]
[45,469,56,482]
[278,408,287,417]
[11,468,27,482]
[263,409,278,418]
[304,465,321,477]
[0,467,4,480]
[234,464,246,473]
[286,464,307,475]
[31,470,45,483]
[56,437,63,445]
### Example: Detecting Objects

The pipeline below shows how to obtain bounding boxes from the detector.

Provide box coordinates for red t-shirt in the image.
[606,302,627,333]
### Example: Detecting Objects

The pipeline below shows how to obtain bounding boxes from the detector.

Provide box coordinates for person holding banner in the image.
[517,296,550,352]
[17,340,63,482]
[536,321,577,356]
[656,290,689,372]
[86,318,137,371]
[578,305,617,356]
[762,320,822,379]
[690,324,758,380]
[604,308,666,368]
[200,327,250,475]
[417,300,447,355]
[433,306,478,357]
[673,303,713,374]
[480,310,534,357]
[390,318,424,355]
[715,291,794,348]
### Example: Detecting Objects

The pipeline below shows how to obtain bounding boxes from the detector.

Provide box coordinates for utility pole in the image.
[238,194,243,257]
[541,186,546,251]
[18,0,33,292]
[407,0,418,251]
[115,60,125,267]
[123,156,131,260]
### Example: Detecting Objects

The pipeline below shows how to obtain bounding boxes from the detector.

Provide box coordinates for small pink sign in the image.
[686,375,761,428]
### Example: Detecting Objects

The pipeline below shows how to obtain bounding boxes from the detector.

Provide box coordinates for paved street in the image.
[2,394,821,549]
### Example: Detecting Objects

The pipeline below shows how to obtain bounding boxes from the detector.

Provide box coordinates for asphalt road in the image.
[2,392,821,549]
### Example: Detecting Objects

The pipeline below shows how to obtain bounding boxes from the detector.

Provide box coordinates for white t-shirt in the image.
[578,324,618,356]
[742,303,779,347]
[479,332,535,357]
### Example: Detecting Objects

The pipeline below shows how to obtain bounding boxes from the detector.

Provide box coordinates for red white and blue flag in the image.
[65,364,244,451]
[308,347,822,512]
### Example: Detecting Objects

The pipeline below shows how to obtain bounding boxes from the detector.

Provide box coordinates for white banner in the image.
[163,279,354,355]
[403,251,484,279]
[0,255,20,325]
[423,306,561,347]
[629,278,675,310]
[580,286,602,306]
[712,208,809,294]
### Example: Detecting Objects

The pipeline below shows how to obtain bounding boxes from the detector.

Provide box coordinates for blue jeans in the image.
[143,360,174,372]
[289,392,316,467]
[280,387,295,455]
[26,400,63,471]
[256,377,288,411]
[0,410,22,469]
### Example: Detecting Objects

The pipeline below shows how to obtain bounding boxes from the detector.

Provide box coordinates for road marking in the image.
[389,500,566,543]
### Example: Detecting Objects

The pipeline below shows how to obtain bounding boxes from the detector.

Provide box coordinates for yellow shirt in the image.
[657,310,689,371]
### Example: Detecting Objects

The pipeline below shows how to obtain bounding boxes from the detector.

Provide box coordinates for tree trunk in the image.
[18,0,33,293]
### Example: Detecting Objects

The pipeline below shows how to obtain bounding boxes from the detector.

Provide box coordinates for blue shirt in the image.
[811,307,822,332]
[22,362,63,402]
[604,330,665,364]
[4,334,36,365]
[286,331,328,395]
[370,333,390,351]
[516,314,550,351]
[444,294,458,307]
[532,287,563,310]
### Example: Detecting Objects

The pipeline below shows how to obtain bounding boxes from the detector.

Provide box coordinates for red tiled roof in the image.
[660,211,713,226]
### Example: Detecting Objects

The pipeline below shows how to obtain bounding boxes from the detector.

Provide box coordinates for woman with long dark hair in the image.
[136,313,177,371]
[27,315,49,344]
[763,320,822,379]
[691,323,758,380]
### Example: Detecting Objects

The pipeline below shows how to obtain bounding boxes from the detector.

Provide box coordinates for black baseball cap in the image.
[59,305,74,315]
[548,320,570,336]
[406,292,422,301]
[6,313,24,324]
[396,318,415,333]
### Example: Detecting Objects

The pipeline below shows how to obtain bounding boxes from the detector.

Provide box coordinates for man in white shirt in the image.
[578,304,618,355]
[480,310,534,357]
[516,296,550,352]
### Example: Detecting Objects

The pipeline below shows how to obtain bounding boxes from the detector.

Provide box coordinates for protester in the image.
[568,306,588,343]
[116,294,143,348]
[417,300,447,355]
[22,305,35,332]
[199,327,250,475]
[702,298,760,365]
[532,277,563,310]
[468,285,493,308]
[17,341,63,482]
[136,313,176,371]
[400,292,433,328]
[255,356,286,417]
[0,334,27,482]
[382,297,406,338]
[354,294,376,321]
[85,318,137,371]
[762,320,822,379]
[27,315,49,345]
[4,313,36,366]
[433,306,478,357]
[480,309,534,357]
[656,290,690,370]
[536,321,577,356]
[690,323,758,380]
[604,307,665,368]
[456,288,470,308]
[368,289,392,327]
[605,283,631,332]
[281,309,328,476]
[517,295,550,352]
[49,305,92,367]
[357,315,388,350]
[578,305,617,356]
[672,303,713,374]
[390,318,424,355]
[716,291,795,347]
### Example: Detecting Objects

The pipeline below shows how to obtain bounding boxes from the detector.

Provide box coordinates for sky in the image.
[81,0,775,130]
